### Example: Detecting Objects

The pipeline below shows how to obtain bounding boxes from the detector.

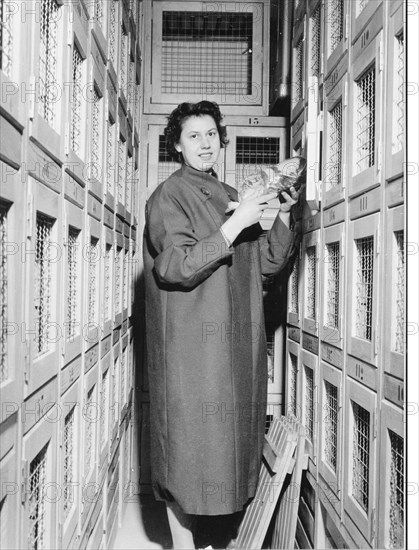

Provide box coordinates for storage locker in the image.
[102,227,114,337]
[86,216,102,347]
[324,0,348,77]
[302,229,320,336]
[0,167,25,417]
[110,345,121,455]
[114,233,124,328]
[81,364,100,528]
[59,380,82,549]
[351,0,383,44]
[98,351,111,478]
[63,201,84,364]
[343,379,377,546]
[144,0,270,115]
[291,14,306,123]
[321,223,345,348]
[377,402,404,549]
[301,349,318,460]
[349,30,383,198]
[25,179,63,397]
[318,362,343,510]
[323,65,348,208]
[285,339,301,420]
[0,449,18,550]
[383,205,404,380]
[29,0,67,157]
[385,3,404,182]
[22,415,58,550]
[287,250,301,327]
[347,213,380,366]
[105,84,118,208]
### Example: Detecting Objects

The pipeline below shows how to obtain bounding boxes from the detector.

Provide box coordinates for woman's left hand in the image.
[279,186,302,212]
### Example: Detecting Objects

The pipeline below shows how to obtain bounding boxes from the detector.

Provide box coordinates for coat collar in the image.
[180,164,237,203]
[179,164,236,227]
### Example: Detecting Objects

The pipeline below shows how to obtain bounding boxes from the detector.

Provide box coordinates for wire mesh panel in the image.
[389,430,404,549]
[67,227,80,340]
[158,135,181,184]
[393,33,404,154]
[351,401,370,513]
[327,102,343,189]
[161,11,253,96]
[305,245,317,321]
[70,44,83,155]
[111,357,119,427]
[115,247,122,314]
[323,380,338,471]
[393,231,404,354]
[117,138,126,204]
[327,0,344,56]
[94,0,104,28]
[84,386,96,476]
[0,0,13,77]
[34,213,54,357]
[123,249,128,310]
[355,236,374,341]
[355,68,376,173]
[120,347,126,406]
[103,244,112,323]
[108,0,118,67]
[28,443,49,550]
[119,27,128,95]
[325,242,340,329]
[304,366,314,442]
[289,353,298,417]
[289,256,299,316]
[106,118,116,196]
[294,37,304,103]
[63,407,75,520]
[0,203,8,383]
[90,87,101,180]
[310,4,321,77]
[235,137,281,192]
[126,151,133,211]
[39,0,59,125]
[88,238,99,326]
[100,369,109,449]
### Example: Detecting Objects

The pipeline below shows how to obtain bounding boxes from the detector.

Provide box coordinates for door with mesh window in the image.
[146,1,269,114]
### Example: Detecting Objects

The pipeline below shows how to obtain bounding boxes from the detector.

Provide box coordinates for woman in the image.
[143,101,300,548]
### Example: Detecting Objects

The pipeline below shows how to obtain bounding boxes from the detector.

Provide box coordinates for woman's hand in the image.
[230,191,277,229]
[279,186,300,212]
[221,192,277,245]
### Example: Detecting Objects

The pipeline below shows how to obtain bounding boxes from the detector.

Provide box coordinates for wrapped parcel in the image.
[239,155,307,199]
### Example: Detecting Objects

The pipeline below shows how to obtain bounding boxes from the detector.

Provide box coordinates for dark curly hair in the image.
[164,101,228,163]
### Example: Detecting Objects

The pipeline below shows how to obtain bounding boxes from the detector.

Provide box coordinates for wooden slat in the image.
[235,416,301,549]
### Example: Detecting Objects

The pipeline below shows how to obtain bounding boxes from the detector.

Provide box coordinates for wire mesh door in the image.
[1,0,14,77]
[355,67,376,175]
[327,0,344,57]
[351,401,370,514]
[388,430,404,549]
[39,0,60,126]
[0,202,8,385]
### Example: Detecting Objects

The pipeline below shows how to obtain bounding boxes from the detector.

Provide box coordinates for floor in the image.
[112,494,173,550]
[111,494,243,550]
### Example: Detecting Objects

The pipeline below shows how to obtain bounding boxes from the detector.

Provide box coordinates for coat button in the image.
[201,187,211,196]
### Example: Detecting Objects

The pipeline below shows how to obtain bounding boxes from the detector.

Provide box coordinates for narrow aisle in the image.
[112,495,172,550]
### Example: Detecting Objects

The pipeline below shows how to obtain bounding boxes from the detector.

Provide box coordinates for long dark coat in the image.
[143,164,298,515]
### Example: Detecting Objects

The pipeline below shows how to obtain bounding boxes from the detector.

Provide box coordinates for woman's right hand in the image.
[221,191,277,246]
[230,191,277,230]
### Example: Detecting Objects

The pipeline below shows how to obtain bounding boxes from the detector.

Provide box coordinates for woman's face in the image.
[175,115,221,172]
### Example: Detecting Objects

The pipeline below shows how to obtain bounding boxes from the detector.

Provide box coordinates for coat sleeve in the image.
[258,214,301,277]
[145,187,234,289]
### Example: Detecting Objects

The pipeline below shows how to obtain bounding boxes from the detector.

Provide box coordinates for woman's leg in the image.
[166,501,196,549]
